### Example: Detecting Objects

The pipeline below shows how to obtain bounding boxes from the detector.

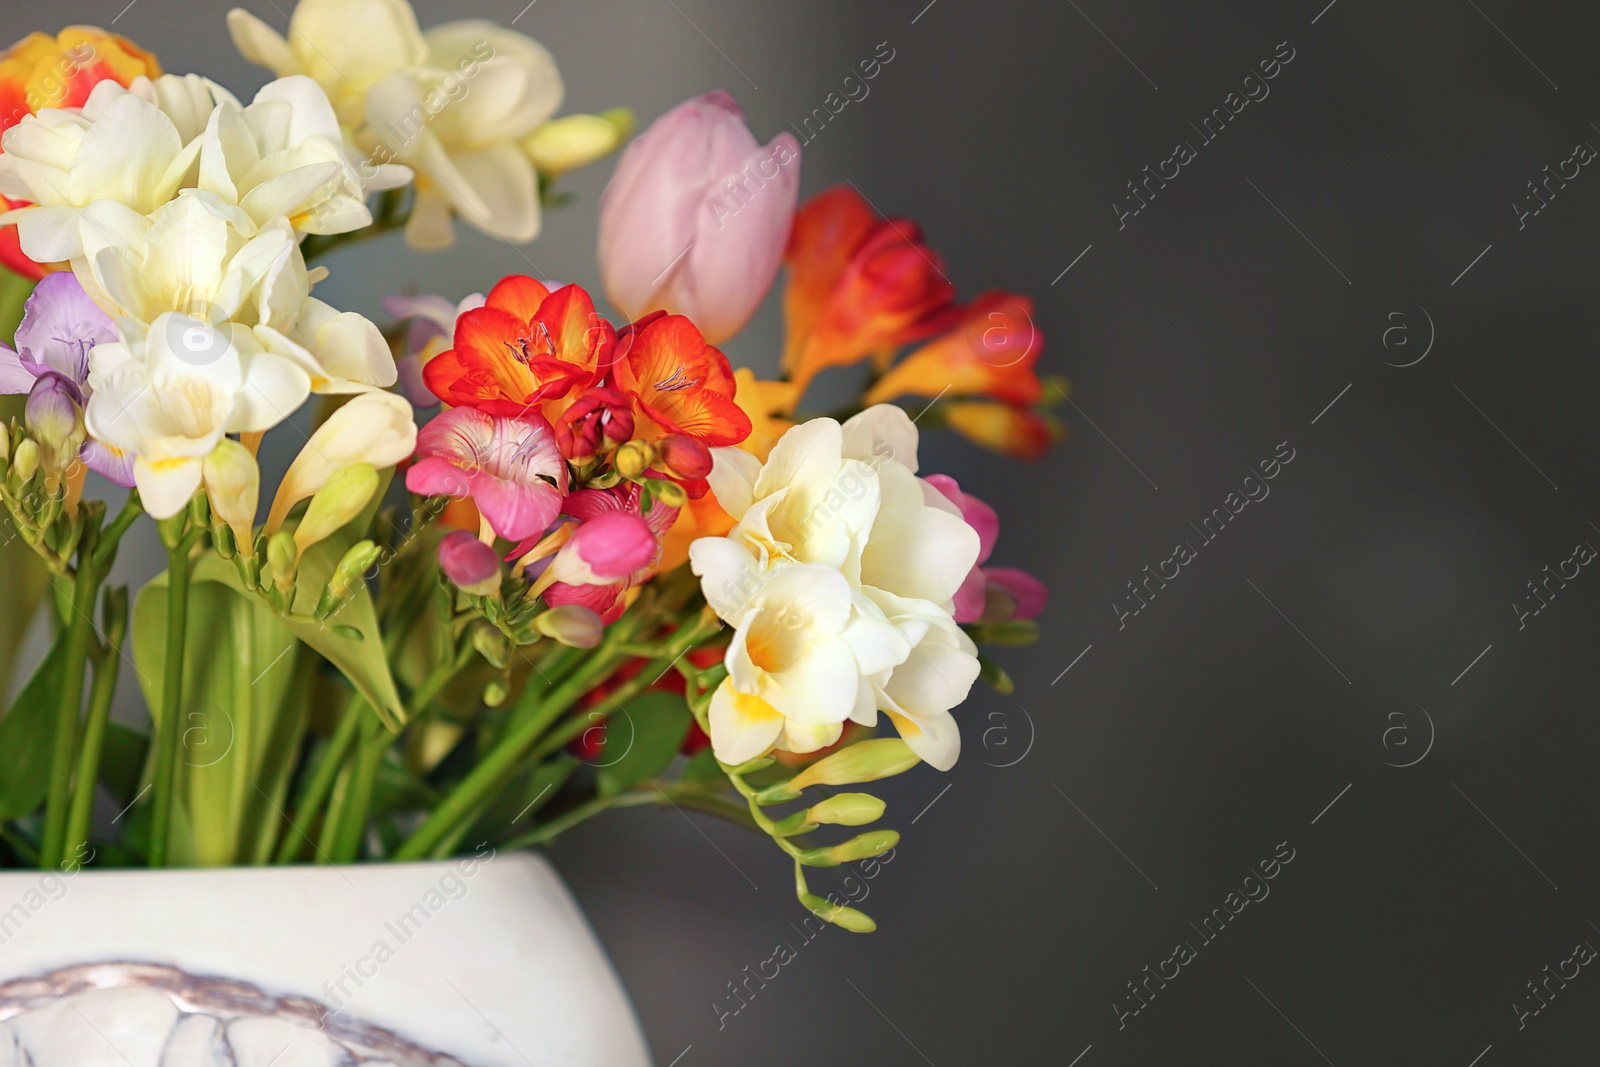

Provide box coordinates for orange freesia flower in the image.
[866,291,1045,409]
[942,400,1061,460]
[423,276,615,418]
[780,185,956,404]
[613,311,751,448]
[0,27,160,280]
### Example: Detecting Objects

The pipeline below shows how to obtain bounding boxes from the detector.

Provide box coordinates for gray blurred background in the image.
[37,0,1600,1062]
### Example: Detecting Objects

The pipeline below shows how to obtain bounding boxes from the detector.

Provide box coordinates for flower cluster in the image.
[0,6,1057,938]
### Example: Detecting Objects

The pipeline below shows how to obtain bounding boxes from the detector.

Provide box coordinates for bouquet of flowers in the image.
[0,0,1058,933]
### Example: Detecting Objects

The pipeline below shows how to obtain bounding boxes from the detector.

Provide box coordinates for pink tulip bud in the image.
[598,91,801,343]
[439,531,502,596]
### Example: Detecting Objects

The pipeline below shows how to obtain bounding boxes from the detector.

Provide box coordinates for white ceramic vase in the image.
[0,852,652,1066]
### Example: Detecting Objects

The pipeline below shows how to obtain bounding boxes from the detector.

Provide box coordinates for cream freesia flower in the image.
[363,21,562,248]
[84,313,312,518]
[226,0,429,127]
[691,405,983,769]
[265,390,416,533]
[688,542,908,765]
[0,77,201,261]
[198,75,411,235]
[73,191,396,394]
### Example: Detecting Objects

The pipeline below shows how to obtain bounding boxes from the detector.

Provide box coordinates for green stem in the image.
[502,784,755,850]
[61,603,124,869]
[38,559,98,871]
[395,611,717,860]
[328,715,387,863]
[147,525,192,867]
[275,696,364,864]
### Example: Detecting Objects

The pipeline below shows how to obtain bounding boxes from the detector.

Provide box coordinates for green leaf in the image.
[0,642,66,820]
[134,569,302,866]
[680,746,725,787]
[190,545,406,731]
[98,722,150,806]
[596,690,691,798]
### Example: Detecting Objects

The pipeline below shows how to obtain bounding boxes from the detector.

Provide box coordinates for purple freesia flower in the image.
[0,272,134,486]
[383,292,486,408]
[0,272,116,396]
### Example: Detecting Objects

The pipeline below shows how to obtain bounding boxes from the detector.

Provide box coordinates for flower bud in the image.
[438,530,501,596]
[552,386,634,459]
[613,438,655,479]
[483,679,510,707]
[24,373,84,476]
[472,623,511,669]
[598,92,801,343]
[329,539,382,601]
[266,392,415,534]
[658,434,712,480]
[649,479,687,509]
[293,464,379,558]
[799,892,876,934]
[806,793,886,827]
[524,110,633,176]
[768,739,920,800]
[203,438,259,554]
[267,530,298,594]
[824,829,899,864]
[533,604,604,648]
[11,438,40,485]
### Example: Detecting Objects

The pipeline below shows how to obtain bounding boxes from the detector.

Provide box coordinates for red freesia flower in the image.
[423,276,616,418]
[780,185,957,400]
[613,311,751,448]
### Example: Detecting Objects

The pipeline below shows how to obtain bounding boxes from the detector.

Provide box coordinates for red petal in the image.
[486,274,552,323]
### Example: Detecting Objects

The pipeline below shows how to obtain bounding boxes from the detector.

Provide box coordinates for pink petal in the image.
[952,566,988,624]
[469,468,564,541]
[984,567,1048,621]
[570,511,657,579]
[545,579,627,623]
[404,455,473,499]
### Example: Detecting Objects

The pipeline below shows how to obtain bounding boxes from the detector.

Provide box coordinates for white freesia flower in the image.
[0,79,201,261]
[73,191,396,394]
[364,21,562,248]
[691,405,983,769]
[85,313,313,518]
[0,71,404,265]
[227,0,430,127]
[689,545,908,765]
[199,75,411,235]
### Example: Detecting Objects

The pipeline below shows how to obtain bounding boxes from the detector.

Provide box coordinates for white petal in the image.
[448,142,540,243]
[705,446,762,519]
[133,456,205,520]
[842,404,920,473]
[707,680,784,766]
[688,536,763,623]
[227,8,300,76]
[231,350,311,432]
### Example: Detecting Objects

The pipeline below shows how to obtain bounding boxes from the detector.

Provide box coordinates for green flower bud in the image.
[613,439,655,479]
[650,478,687,508]
[806,793,886,827]
[483,679,510,707]
[799,893,877,934]
[825,829,899,864]
[267,530,298,594]
[786,739,920,793]
[330,539,381,601]
[533,604,604,648]
[203,438,259,554]
[294,464,378,558]
[12,438,40,485]
[473,623,511,669]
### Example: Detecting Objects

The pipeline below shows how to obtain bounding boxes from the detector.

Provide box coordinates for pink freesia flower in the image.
[926,474,1047,624]
[0,272,133,486]
[438,530,501,595]
[538,485,679,622]
[598,91,801,343]
[405,408,568,541]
